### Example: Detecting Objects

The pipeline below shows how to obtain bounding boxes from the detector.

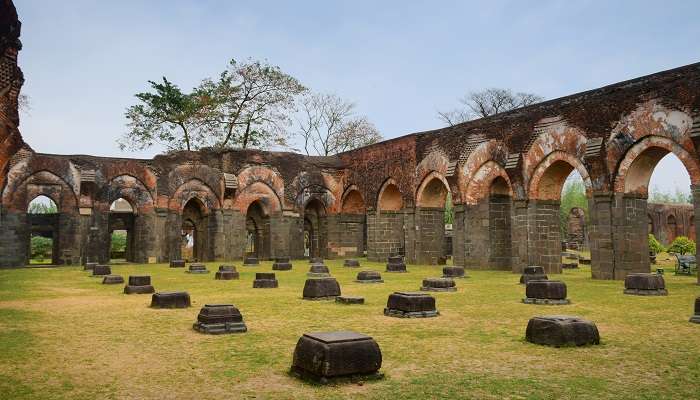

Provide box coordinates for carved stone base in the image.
[623,288,668,296]
[522,298,571,305]
[383,308,439,318]
[193,321,247,334]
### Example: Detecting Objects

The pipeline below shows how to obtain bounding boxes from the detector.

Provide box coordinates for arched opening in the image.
[616,141,698,277]
[181,198,206,262]
[415,174,451,265]
[488,176,512,268]
[246,200,270,260]
[378,183,403,212]
[529,154,591,274]
[303,199,326,258]
[108,198,135,263]
[27,195,59,265]
[341,189,367,257]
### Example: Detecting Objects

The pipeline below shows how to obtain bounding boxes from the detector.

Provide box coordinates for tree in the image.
[648,185,692,204]
[28,199,57,214]
[120,77,210,152]
[110,231,127,253]
[297,93,381,156]
[667,236,696,255]
[648,234,665,254]
[559,179,588,236]
[438,88,544,126]
[199,58,306,149]
[30,236,52,261]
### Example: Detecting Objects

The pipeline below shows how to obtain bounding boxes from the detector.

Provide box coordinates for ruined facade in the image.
[647,202,695,245]
[1,2,700,282]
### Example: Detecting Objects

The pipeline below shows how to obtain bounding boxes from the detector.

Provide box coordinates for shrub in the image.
[648,234,664,254]
[667,236,696,255]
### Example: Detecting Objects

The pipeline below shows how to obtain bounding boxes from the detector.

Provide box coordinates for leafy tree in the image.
[438,88,544,126]
[30,236,52,261]
[648,185,691,204]
[559,179,588,235]
[120,77,210,151]
[648,234,665,254]
[28,198,57,214]
[110,231,127,253]
[667,236,696,255]
[198,58,306,149]
[297,93,381,156]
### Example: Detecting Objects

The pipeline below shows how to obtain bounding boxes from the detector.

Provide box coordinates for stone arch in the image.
[613,135,700,196]
[245,199,271,260]
[528,151,592,201]
[463,160,513,205]
[100,174,155,214]
[377,178,403,212]
[341,185,366,214]
[103,161,157,196]
[236,166,285,208]
[180,197,207,262]
[167,164,224,204]
[416,171,450,208]
[3,168,79,213]
[303,197,327,258]
[458,140,510,203]
[169,178,221,215]
[234,180,283,215]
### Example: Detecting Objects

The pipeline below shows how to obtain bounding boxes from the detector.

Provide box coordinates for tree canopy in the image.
[438,88,544,126]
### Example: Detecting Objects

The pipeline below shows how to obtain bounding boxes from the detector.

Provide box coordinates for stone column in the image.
[526,200,562,274]
[366,209,404,262]
[0,206,27,267]
[414,206,445,265]
[611,193,649,279]
[510,200,529,273]
[692,185,700,285]
[588,192,615,279]
[451,204,466,267]
[463,200,489,269]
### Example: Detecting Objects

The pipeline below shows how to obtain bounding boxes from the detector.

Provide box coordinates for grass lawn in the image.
[0,259,699,399]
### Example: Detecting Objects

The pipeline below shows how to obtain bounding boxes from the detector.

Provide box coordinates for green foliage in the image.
[27,199,57,214]
[648,185,692,204]
[667,236,696,255]
[444,194,454,225]
[29,236,52,261]
[110,231,127,253]
[648,234,665,254]
[559,179,588,235]
[120,77,209,151]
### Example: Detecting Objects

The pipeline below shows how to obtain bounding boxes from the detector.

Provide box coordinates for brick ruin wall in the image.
[2,1,700,281]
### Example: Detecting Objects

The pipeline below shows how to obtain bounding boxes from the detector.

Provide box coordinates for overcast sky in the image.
[14,0,698,194]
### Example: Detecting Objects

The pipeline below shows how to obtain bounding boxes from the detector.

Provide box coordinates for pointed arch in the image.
[377,178,403,212]
[528,151,592,201]
[416,171,450,208]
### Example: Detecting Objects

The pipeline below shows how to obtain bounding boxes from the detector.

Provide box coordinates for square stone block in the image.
[355,270,383,283]
[303,277,341,300]
[343,259,360,267]
[384,292,438,318]
[624,273,667,296]
[523,280,570,305]
[291,331,382,381]
[421,278,457,292]
[186,263,209,274]
[151,291,191,309]
[690,296,700,324]
[253,272,278,288]
[102,275,124,285]
[92,265,111,276]
[243,257,259,266]
[193,304,247,334]
[170,260,185,268]
[336,296,364,305]
[525,315,600,347]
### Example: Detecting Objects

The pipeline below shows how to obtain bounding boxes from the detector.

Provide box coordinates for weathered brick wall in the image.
[326,214,365,258]
[488,194,512,269]
[367,210,404,262]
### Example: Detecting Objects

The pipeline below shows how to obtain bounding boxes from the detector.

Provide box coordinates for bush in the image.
[648,234,664,254]
[30,236,52,261]
[667,236,696,255]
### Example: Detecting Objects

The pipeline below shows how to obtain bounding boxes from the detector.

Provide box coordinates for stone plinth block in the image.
[384,292,438,318]
[519,266,548,284]
[170,259,185,268]
[303,277,341,300]
[309,257,324,264]
[421,277,457,292]
[336,296,364,305]
[308,264,330,277]
[92,265,111,276]
[253,272,278,288]
[344,259,360,267]
[124,275,155,294]
[579,258,591,265]
[276,256,291,263]
[215,265,239,280]
[690,297,700,324]
[243,257,259,266]
[386,256,407,273]
[291,331,382,382]
[272,260,293,271]
[562,262,578,269]
[84,262,97,271]
[102,275,124,285]
[151,291,191,309]
[355,270,383,283]
[193,304,247,334]
[186,263,209,274]
[442,266,465,278]
[524,280,570,305]
[623,273,668,296]
[525,315,600,347]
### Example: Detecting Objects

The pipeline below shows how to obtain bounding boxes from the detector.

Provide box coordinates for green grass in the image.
[0,259,698,399]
